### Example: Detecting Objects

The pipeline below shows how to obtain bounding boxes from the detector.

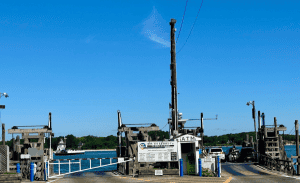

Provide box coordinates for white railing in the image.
[47,157,133,179]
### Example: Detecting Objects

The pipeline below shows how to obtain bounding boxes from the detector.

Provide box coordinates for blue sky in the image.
[0,0,299,140]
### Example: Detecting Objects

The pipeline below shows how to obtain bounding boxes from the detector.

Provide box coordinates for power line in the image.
[176,0,189,43]
[177,0,204,54]
[161,122,169,130]
[288,126,295,135]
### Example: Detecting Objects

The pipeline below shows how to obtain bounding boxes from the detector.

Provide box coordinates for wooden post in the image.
[274,117,278,137]
[258,111,261,129]
[170,19,178,137]
[2,123,5,145]
[201,113,204,150]
[295,120,299,175]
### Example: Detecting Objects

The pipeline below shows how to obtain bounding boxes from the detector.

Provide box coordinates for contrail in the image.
[142,7,170,47]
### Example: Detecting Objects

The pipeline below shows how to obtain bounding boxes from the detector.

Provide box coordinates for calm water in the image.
[51,151,117,174]
[51,146,300,174]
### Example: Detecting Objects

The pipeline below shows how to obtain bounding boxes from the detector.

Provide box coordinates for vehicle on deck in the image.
[208,147,225,161]
[226,145,240,162]
[237,147,256,162]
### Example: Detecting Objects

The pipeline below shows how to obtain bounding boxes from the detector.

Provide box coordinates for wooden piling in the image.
[274,117,278,137]
[2,123,5,145]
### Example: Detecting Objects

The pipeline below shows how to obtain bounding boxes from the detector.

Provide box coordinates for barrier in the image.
[259,154,296,175]
[217,156,220,177]
[180,159,183,177]
[48,157,133,179]
[30,162,34,182]
[198,158,202,177]
[44,162,47,181]
[16,163,20,173]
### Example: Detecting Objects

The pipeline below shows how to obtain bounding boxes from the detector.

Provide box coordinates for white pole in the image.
[47,161,49,178]
[50,133,52,160]
[58,160,60,175]
[79,159,81,171]
[100,159,102,167]
[90,159,91,169]
[69,160,71,173]
[110,158,112,164]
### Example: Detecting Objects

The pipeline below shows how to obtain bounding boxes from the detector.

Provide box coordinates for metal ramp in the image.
[47,157,134,179]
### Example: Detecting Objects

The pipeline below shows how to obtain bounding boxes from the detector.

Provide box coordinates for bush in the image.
[202,168,215,177]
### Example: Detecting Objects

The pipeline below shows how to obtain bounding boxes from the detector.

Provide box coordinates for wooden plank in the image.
[8,128,52,134]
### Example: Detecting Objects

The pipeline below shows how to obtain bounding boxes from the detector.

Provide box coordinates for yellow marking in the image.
[138,179,143,180]
[223,177,232,183]
[145,180,151,181]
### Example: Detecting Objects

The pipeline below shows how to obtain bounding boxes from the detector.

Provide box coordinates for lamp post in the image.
[0,92,9,144]
[246,101,258,161]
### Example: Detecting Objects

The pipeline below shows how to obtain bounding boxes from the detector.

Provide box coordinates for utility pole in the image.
[295,120,299,175]
[170,19,178,137]
[0,92,8,144]
[201,113,204,148]
[247,101,258,161]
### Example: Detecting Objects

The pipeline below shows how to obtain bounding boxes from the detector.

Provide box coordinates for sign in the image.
[118,158,124,163]
[155,170,163,175]
[176,134,201,142]
[138,141,177,162]
[21,154,31,159]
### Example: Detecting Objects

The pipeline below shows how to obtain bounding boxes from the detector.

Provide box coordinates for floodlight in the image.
[0,92,9,98]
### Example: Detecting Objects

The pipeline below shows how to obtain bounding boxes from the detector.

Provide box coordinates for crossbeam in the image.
[8,128,52,134]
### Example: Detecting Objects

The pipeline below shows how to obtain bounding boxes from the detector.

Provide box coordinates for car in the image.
[238,147,256,162]
[208,147,225,161]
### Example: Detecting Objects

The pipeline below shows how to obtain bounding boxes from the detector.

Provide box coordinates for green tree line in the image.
[1,131,298,150]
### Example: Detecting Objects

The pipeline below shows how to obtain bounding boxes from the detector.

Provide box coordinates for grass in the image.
[202,169,215,177]
[4,172,17,174]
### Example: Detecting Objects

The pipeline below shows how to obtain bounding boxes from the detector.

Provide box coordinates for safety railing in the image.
[47,157,134,179]
[259,154,296,175]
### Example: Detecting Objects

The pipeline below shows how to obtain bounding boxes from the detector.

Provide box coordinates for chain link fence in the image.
[0,145,9,173]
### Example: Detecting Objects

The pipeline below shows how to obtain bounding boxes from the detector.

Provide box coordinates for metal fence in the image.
[0,145,9,173]
[48,157,133,179]
[259,154,296,175]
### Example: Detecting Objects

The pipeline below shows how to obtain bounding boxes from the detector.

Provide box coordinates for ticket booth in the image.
[176,134,201,175]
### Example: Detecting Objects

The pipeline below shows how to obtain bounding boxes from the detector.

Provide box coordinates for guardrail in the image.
[259,154,296,175]
[47,157,133,179]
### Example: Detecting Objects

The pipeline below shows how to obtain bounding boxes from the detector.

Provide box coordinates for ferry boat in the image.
[54,138,85,156]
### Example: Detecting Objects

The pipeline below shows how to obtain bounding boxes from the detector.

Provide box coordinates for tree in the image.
[66,134,78,149]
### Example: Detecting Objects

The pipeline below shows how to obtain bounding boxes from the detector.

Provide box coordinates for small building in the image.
[78,142,84,150]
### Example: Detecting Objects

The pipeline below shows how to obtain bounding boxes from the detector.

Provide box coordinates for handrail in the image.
[259,154,296,175]
[47,157,134,179]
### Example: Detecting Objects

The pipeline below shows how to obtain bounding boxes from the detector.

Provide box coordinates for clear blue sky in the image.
[0,0,299,140]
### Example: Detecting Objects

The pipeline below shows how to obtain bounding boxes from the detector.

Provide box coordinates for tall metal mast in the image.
[170,19,178,137]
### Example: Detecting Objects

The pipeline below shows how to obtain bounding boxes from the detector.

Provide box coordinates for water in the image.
[51,151,117,174]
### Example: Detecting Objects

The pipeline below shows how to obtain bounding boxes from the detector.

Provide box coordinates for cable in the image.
[177,0,204,54]
[176,0,189,43]
[288,126,295,135]
[161,123,169,130]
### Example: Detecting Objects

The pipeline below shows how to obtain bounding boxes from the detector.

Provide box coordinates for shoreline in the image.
[83,149,116,152]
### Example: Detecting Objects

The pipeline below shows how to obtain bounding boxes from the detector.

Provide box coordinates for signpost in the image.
[138,141,177,162]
